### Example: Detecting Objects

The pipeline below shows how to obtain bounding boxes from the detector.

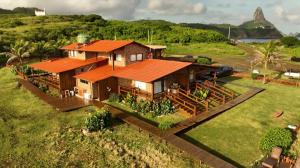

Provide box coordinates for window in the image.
[154,81,162,94]
[69,51,78,57]
[137,54,143,61]
[80,79,88,84]
[116,54,123,61]
[130,54,137,62]
[135,81,146,91]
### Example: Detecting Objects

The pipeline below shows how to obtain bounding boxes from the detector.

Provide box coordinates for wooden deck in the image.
[18,79,91,112]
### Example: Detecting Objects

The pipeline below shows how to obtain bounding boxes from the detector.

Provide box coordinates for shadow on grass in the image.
[179,134,245,168]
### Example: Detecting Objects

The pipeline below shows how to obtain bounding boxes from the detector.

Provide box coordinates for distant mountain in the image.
[0,7,38,15]
[182,7,282,39]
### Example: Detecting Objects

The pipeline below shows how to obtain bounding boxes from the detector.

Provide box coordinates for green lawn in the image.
[0,67,206,168]
[166,43,246,58]
[184,77,300,167]
[105,101,187,126]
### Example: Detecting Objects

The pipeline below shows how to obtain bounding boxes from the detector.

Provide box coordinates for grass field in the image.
[166,43,246,58]
[0,67,206,168]
[183,77,300,167]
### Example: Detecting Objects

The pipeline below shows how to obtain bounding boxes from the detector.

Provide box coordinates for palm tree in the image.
[32,41,52,61]
[0,40,33,65]
[253,41,280,84]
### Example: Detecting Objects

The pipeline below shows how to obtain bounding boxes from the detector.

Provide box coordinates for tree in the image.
[0,40,33,65]
[254,41,280,84]
[32,41,52,61]
[280,36,299,47]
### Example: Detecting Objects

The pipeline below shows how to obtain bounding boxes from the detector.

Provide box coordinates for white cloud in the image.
[146,0,206,15]
[0,0,141,19]
[275,5,300,23]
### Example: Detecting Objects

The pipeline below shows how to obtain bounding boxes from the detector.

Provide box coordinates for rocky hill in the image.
[0,7,38,15]
[183,7,282,39]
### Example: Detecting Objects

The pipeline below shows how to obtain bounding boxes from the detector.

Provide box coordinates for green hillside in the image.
[0,14,227,53]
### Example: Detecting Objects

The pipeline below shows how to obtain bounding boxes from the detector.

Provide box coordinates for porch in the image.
[118,85,165,100]
[29,73,60,90]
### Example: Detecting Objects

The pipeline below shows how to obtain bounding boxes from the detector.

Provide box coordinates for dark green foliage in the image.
[251,73,259,80]
[159,99,175,115]
[280,36,299,47]
[135,99,152,114]
[85,108,112,132]
[196,56,212,65]
[158,121,174,130]
[122,93,136,108]
[193,89,210,100]
[108,93,119,103]
[259,128,293,154]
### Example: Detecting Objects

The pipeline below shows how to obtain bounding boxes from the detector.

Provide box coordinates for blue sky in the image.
[1,0,300,33]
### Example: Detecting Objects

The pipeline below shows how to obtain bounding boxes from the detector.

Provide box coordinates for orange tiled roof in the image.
[61,40,136,53]
[74,59,191,83]
[29,57,108,73]
[74,65,123,82]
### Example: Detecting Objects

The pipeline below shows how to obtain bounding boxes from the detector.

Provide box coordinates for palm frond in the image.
[6,56,21,65]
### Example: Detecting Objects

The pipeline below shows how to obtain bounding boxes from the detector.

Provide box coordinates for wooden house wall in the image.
[97,77,118,101]
[59,70,76,91]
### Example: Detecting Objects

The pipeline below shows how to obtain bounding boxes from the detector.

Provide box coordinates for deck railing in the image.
[118,85,154,100]
[30,75,60,89]
[178,88,209,112]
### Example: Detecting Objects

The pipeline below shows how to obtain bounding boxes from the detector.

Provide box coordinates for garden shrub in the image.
[85,108,112,132]
[196,56,212,65]
[158,98,175,116]
[259,127,293,154]
[136,99,152,114]
[193,89,210,100]
[108,93,119,102]
[122,93,136,107]
[251,73,258,80]
[158,121,175,130]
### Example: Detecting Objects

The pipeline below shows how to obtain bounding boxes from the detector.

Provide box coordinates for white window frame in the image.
[116,54,123,62]
[137,54,143,61]
[135,81,146,91]
[154,81,162,94]
[130,54,137,62]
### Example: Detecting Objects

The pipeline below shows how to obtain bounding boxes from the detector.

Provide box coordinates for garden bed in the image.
[104,101,187,129]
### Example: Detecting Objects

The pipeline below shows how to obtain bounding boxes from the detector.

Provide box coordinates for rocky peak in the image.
[253,7,266,23]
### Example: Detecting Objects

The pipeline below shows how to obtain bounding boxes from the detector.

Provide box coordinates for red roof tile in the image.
[74,65,123,82]
[29,57,107,73]
[74,59,191,83]
[112,59,192,82]
[61,40,137,53]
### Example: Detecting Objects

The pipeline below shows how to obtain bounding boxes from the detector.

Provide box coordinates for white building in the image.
[35,8,46,16]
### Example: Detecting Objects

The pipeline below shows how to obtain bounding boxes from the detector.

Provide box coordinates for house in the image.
[30,40,191,100]
[35,8,46,16]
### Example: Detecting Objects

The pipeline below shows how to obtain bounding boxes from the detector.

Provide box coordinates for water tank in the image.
[77,34,90,44]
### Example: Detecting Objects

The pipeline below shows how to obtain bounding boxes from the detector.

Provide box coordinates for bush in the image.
[196,56,212,65]
[291,56,300,62]
[157,98,175,116]
[280,36,299,47]
[122,93,136,107]
[193,89,210,100]
[158,121,174,130]
[251,73,258,80]
[85,108,112,132]
[136,99,152,114]
[259,128,293,154]
[108,93,119,102]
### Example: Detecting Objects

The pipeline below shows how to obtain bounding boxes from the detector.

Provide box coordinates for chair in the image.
[295,158,300,168]
[64,90,70,97]
[262,147,282,168]
[279,157,295,168]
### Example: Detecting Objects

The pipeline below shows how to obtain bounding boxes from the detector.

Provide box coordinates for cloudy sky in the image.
[1,0,300,33]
